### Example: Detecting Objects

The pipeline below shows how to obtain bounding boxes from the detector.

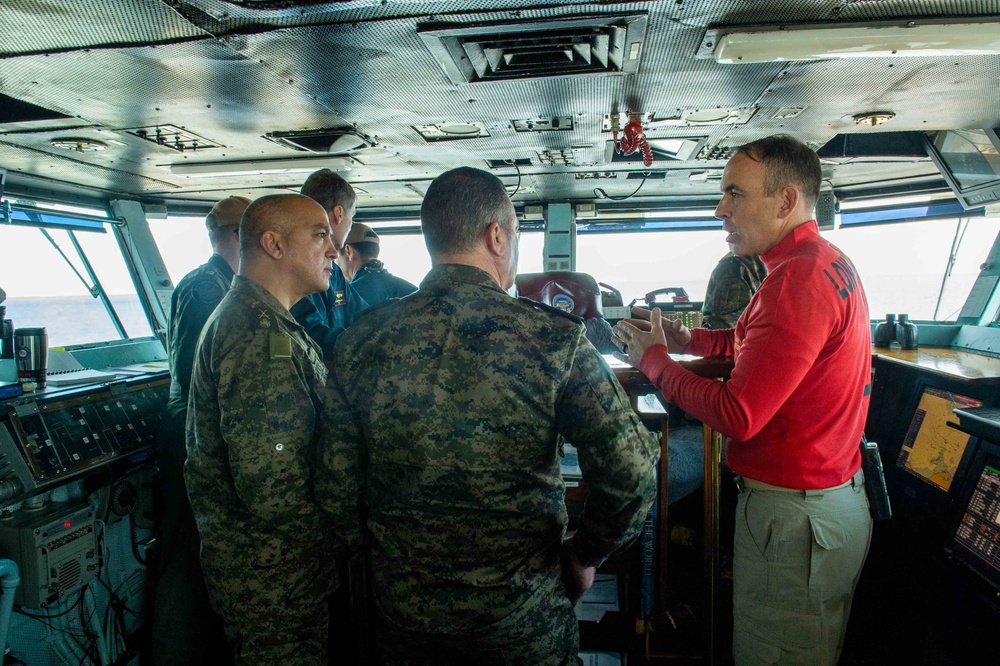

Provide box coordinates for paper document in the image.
[46,350,119,386]
[560,443,583,478]
[579,653,623,666]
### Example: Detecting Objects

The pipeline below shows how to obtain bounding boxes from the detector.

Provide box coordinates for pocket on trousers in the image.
[808,513,850,551]
[741,490,774,560]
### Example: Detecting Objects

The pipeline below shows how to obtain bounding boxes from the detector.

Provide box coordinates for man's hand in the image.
[612,307,690,368]
[628,307,693,352]
[561,542,596,605]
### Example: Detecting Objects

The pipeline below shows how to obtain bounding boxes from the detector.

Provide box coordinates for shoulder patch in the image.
[517,297,584,324]
[191,278,226,305]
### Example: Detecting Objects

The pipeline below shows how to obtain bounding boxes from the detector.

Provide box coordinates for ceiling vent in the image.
[419,14,647,84]
[266,127,372,153]
[539,149,579,166]
[698,145,738,162]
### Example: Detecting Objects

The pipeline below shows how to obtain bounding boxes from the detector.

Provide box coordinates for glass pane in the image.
[73,229,151,339]
[375,233,432,287]
[365,230,545,288]
[577,230,730,305]
[825,215,1000,321]
[0,225,134,346]
[147,215,214,288]
[516,231,545,275]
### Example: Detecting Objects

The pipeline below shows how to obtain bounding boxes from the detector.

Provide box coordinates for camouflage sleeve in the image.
[215,337,329,536]
[313,372,364,554]
[702,258,755,330]
[556,338,659,567]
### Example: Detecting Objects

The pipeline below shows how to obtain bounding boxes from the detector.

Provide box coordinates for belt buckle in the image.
[734,476,745,493]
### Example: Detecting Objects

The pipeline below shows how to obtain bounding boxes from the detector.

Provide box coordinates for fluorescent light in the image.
[168,157,354,178]
[712,21,1000,63]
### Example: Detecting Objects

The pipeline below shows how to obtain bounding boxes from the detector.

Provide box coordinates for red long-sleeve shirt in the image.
[641,221,871,489]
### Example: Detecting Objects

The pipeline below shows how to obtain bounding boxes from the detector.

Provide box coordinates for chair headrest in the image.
[515,271,603,319]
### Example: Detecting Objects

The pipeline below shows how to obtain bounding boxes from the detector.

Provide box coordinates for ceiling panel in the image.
[0,0,997,209]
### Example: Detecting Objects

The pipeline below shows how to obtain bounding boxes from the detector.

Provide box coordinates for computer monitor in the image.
[945,442,1000,603]
[896,387,983,493]
[924,128,1000,210]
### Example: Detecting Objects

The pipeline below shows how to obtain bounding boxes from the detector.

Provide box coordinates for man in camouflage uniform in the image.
[701,252,767,329]
[186,193,358,665]
[154,195,249,665]
[316,167,659,665]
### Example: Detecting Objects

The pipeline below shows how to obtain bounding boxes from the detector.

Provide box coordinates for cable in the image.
[14,593,90,639]
[128,511,148,566]
[504,160,522,198]
[594,173,649,201]
[14,592,85,619]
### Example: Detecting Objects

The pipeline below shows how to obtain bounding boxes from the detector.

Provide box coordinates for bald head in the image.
[238,193,337,309]
[240,193,319,258]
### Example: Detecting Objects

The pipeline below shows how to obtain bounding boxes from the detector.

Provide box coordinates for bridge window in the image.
[147,214,214,289]
[0,202,150,347]
[352,225,546,289]
[827,213,1000,321]
[578,229,725,305]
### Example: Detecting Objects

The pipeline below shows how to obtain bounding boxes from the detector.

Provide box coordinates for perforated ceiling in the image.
[0,0,997,210]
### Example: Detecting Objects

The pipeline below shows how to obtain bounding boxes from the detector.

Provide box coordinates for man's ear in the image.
[777,185,801,220]
[484,221,505,257]
[330,205,345,227]
[259,229,283,260]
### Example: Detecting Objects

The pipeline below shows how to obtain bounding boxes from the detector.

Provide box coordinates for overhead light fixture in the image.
[853,111,895,126]
[413,123,490,142]
[168,156,355,178]
[50,137,108,152]
[703,20,1000,64]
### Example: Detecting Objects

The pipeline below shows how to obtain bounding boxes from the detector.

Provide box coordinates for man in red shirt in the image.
[614,135,872,665]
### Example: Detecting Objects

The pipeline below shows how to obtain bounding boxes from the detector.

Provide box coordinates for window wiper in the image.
[933,217,969,321]
[38,228,128,339]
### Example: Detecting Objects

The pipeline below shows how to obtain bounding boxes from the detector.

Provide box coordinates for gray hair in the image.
[421,167,512,256]
[737,135,821,211]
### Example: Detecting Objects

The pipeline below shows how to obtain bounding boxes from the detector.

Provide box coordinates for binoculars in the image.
[874,314,918,350]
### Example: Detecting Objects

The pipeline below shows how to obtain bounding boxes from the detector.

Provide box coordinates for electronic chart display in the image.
[895,387,982,492]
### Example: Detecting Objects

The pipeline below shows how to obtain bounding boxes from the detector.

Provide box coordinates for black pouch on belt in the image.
[861,437,892,521]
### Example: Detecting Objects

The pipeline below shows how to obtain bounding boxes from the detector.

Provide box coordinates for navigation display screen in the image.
[950,452,1000,593]
[896,387,982,492]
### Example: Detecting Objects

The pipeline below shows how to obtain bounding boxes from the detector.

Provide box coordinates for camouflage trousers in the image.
[377,574,580,666]
[201,547,337,666]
